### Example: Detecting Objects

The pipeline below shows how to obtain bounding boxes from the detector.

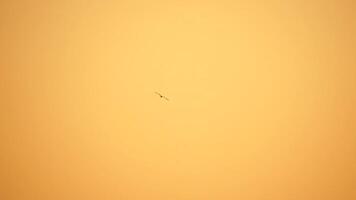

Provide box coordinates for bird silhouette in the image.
[155,92,169,101]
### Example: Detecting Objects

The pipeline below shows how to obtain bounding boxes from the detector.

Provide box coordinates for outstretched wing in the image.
[155,91,169,101]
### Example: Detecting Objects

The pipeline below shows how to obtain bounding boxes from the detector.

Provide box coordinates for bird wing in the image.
[155,92,169,100]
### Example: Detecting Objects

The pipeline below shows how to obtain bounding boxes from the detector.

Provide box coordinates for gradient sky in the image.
[1,1,356,200]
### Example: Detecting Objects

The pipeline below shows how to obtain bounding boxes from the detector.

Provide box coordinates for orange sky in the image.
[1,1,356,200]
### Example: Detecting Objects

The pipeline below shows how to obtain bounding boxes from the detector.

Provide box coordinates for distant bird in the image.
[155,92,169,101]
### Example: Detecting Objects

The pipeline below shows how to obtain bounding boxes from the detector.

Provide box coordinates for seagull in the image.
[155,92,169,101]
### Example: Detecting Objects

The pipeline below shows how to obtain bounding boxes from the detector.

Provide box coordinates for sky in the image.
[1,0,356,200]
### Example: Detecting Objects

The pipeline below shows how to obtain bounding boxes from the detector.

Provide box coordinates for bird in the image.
[155,92,169,101]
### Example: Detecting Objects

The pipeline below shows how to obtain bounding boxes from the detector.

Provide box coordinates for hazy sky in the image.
[1,1,356,200]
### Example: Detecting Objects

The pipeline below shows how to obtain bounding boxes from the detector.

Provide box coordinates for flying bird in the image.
[155,92,169,101]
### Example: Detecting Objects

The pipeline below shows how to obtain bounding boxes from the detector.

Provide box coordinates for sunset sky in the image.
[1,1,356,200]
